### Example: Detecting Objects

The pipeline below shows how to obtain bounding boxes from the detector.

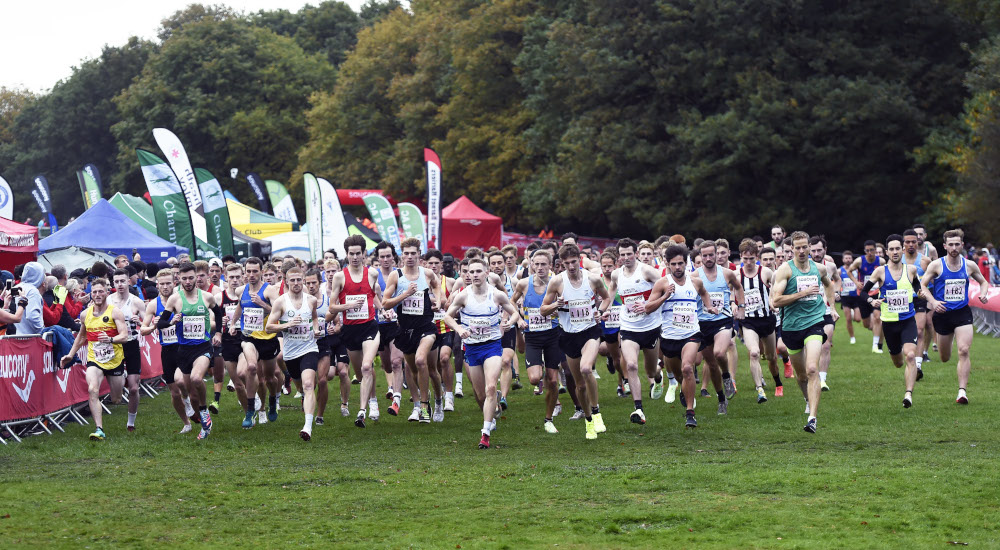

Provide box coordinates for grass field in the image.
[2,318,999,549]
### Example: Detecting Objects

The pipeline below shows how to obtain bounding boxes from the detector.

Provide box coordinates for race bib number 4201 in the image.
[885,289,910,314]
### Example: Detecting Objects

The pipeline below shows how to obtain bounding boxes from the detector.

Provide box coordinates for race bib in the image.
[841,278,856,295]
[224,304,238,324]
[885,289,909,314]
[401,293,424,316]
[567,299,593,329]
[93,341,115,363]
[526,307,551,332]
[432,309,445,322]
[944,279,965,302]
[708,292,725,312]
[744,288,764,315]
[465,314,500,344]
[604,305,622,329]
[182,316,206,340]
[345,295,369,321]
[285,318,312,340]
[622,295,646,322]
[797,275,819,301]
[160,325,178,345]
[243,307,265,332]
[671,302,697,331]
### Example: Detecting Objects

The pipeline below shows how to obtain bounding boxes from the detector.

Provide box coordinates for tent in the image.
[38,246,116,273]
[0,217,39,272]
[110,192,270,259]
[224,191,298,239]
[39,199,188,260]
[268,231,311,260]
[440,196,502,257]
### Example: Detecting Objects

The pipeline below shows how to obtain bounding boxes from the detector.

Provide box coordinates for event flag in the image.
[0,174,13,219]
[246,173,272,214]
[317,177,351,258]
[303,172,324,261]
[397,202,426,253]
[77,164,103,209]
[425,148,441,250]
[266,179,299,223]
[363,194,401,251]
[136,148,197,256]
[195,168,235,257]
[32,175,58,231]
[152,127,211,258]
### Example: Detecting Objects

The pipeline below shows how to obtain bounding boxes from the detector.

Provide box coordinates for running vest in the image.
[461,287,502,344]
[314,291,329,337]
[393,267,433,329]
[155,296,177,346]
[660,274,700,340]
[902,252,926,278]
[615,266,659,332]
[240,283,275,340]
[879,264,915,322]
[840,266,858,297]
[931,258,970,311]
[859,256,879,287]
[178,290,211,345]
[221,290,241,343]
[557,272,597,334]
[341,266,377,324]
[280,294,319,360]
[523,275,557,333]
[84,304,124,369]
[696,266,732,321]
[740,266,772,318]
[600,276,623,334]
[434,276,452,334]
[782,260,826,331]
[376,269,397,324]
[112,292,141,342]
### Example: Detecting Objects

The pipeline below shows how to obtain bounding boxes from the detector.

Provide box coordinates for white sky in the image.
[1,1,368,92]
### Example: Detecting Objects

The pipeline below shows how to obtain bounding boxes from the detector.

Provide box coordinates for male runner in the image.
[373,242,404,415]
[217,263,256,428]
[382,238,444,423]
[597,252,628,399]
[502,244,525,390]
[425,250,457,412]
[61,278,129,440]
[920,229,990,404]
[195,260,225,414]
[327,235,384,427]
[266,267,323,440]
[229,257,282,424]
[315,260,351,421]
[140,270,195,433]
[737,239,782,402]
[443,257,524,449]
[845,240,886,353]
[644,244,717,428]
[863,235,921,408]
[541,244,610,440]
[770,231,837,433]
[109,269,144,431]
[901,229,932,378]
[809,237,842,391]
[838,250,862,345]
[489,249,518,410]
[913,224,938,260]
[692,240,745,412]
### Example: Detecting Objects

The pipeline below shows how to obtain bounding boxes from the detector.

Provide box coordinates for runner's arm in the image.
[599,272,618,314]
[380,272,408,309]
[111,309,129,344]
[644,278,671,314]
[61,312,89,365]
[442,292,467,335]
[264,298,287,334]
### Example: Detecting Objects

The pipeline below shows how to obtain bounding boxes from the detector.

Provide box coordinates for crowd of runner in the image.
[34,224,990,447]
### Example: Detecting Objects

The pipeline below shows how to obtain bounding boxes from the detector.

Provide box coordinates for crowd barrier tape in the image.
[1,333,163,424]
[969,280,1000,337]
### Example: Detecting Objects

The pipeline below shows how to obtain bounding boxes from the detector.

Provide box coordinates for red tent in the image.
[441,196,502,257]
[0,217,39,272]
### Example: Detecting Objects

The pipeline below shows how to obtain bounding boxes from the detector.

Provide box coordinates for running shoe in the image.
[300,428,312,441]
[700,388,710,398]
[258,411,268,424]
[293,392,303,399]
[351,375,360,385]
[650,379,664,400]
[179,424,192,434]
[623,382,631,395]
[419,406,431,424]
[593,413,607,433]
[783,361,793,378]
[558,383,567,394]
[606,358,615,373]
[585,419,597,440]
[849,336,856,344]
[717,399,728,415]
[872,346,883,354]
[479,433,490,449]
[200,410,213,432]
[630,409,646,424]
[127,424,135,433]
[267,408,278,423]
[282,384,290,395]
[355,411,366,428]
[923,351,931,363]
[388,402,400,416]
[757,387,767,404]
[679,390,687,408]
[685,412,697,429]
[513,376,523,390]
[89,427,106,441]
[499,396,508,411]
[208,401,220,414]
[553,403,562,417]
[369,402,380,422]
[242,411,254,429]
[617,387,625,398]
[932,342,938,352]
[197,427,210,440]
[593,371,601,379]
[804,401,811,415]
[227,379,235,392]
[665,382,678,403]
[916,367,923,382]
[723,377,736,399]
[455,381,464,398]
[386,386,394,400]
[775,386,784,397]
[569,409,585,420]
[534,385,544,396]
[803,418,817,433]
[902,393,912,408]
[341,404,350,417]
[315,416,325,426]
[408,407,421,422]
[432,403,444,423]
[544,420,558,434]
[956,391,969,405]
[820,380,830,392]
[444,394,455,411]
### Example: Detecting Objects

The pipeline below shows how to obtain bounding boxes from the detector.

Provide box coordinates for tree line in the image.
[1,0,998,250]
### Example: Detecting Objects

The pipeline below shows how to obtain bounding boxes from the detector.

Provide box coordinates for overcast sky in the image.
[1,1,369,92]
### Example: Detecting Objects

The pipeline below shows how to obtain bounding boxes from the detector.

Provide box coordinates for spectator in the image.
[978,248,993,282]
[13,262,45,335]
[62,279,85,321]
[42,275,80,331]
[0,271,27,334]
[114,254,130,268]
[50,264,69,302]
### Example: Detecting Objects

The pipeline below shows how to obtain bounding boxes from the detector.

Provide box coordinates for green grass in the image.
[3,317,999,549]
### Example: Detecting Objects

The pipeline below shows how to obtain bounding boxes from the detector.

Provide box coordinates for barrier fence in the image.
[0,333,163,444]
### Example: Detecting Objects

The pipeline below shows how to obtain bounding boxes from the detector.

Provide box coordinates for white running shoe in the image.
[433,403,444,422]
[178,423,192,434]
[804,401,811,415]
[184,402,195,418]
[444,394,455,411]
[258,410,268,424]
[553,403,562,417]
[369,402,380,422]
[569,409,585,420]
[455,381,463,398]
[544,420,558,433]
[226,379,235,392]
[665,382,678,403]
[341,404,350,417]
[850,337,856,344]
[489,418,497,433]
[254,396,262,412]
[293,391,303,399]
[408,407,421,422]
[593,371,601,379]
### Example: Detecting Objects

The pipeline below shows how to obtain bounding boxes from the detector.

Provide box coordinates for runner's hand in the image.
[98,331,110,343]
[171,313,182,325]
[517,318,527,330]
[251,294,267,307]
[831,310,840,322]
[734,307,745,321]
[211,333,222,346]
[60,355,73,367]
[407,282,418,296]
[706,306,719,315]
[980,294,989,304]
[458,329,471,340]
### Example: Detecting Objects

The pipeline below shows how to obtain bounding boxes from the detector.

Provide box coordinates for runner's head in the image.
[886,234,904,263]
[424,249,444,275]
[841,250,853,266]
[304,268,321,296]
[752,235,764,252]
[638,242,655,266]
[561,232,578,246]
[177,262,197,293]
[715,239,731,266]
[464,247,484,260]
[558,243,582,275]
[90,278,109,306]
[342,235,366,267]
[617,238,638,267]
[876,244,885,259]
[285,267,304,294]
[193,260,210,289]
[864,239,877,260]
[244,257,263,285]
[739,238,758,267]
[699,240,717,270]
[460,259,472,285]
[171,265,180,285]
[468,258,488,286]
[488,249,506,275]
[599,251,616,278]
[902,229,919,255]
[913,224,927,245]
[809,236,827,262]
[690,249,702,269]
[226,263,243,289]
[771,225,785,244]
[790,231,810,263]
[442,253,456,277]
[323,259,340,284]
[375,241,396,270]
[943,228,964,257]
[324,249,338,262]
[502,245,518,271]
[112,268,130,294]
[760,246,776,270]
[156,270,174,298]
[400,238,421,268]
[665,244,689,279]
[208,259,223,286]
[781,237,793,261]
[531,249,552,277]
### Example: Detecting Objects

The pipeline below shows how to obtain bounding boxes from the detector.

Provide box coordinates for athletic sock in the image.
[182,397,192,408]
[268,395,276,410]
[200,405,207,412]
[545,417,552,423]
[781,354,789,363]
[214,391,221,402]
[667,372,677,384]
[717,391,725,403]
[634,399,643,410]
[873,336,880,345]
[393,393,401,405]
[591,406,600,415]
[304,414,314,428]
[722,371,731,380]
[915,357,923,369]
[772,374,782,387]
[482,421,491,434]
[445,391,453,400]
[819,372,828,382]
[127,412,136,426]
[878,342,883,350]
[456,373,464,385]
[654,373,662,384]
